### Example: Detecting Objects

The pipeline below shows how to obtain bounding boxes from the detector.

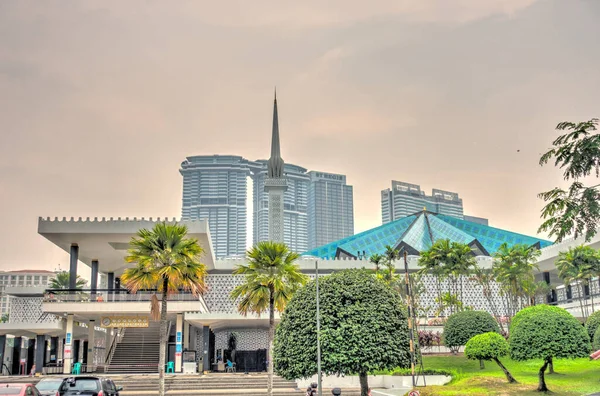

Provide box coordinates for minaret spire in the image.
[268,87,284,178]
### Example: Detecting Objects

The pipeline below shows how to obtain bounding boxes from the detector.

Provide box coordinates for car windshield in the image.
[36,380,63,391]
[0,386,23,395]
[60,379,100,392]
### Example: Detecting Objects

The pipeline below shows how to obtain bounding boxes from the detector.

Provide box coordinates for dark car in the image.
[57,377,122,396]
[35,378,64,396]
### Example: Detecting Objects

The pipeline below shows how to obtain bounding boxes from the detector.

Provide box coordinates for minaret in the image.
[265,89,288,242]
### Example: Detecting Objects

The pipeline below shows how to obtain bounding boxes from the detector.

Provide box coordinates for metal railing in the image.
[105,327,126,366]
[43,289,200,303]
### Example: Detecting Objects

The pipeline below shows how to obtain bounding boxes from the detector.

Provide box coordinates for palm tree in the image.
[369,253,384,274]
[230,241,308,396]
[556,245,599,319]
[48,271,87,289]
[383,245,400,283]
[120,222,207,396]
[418,247,446,315]
[449,242,477,303]
[492,243,541,320]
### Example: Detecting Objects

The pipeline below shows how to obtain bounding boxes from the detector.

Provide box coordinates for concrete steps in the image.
[107,323,162,373]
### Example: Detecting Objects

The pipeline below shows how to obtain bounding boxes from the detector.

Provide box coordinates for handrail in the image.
[105,327,125,365]
[43,289,199,303]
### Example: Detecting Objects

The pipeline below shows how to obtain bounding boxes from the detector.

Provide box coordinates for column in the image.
[90,261,99,298]
[87,320,95,372]
[63,314,74,374]
[183,323,190,351]
[107,273,114,302]
[542,271,553,304]
[12,337,22,375]
[0,335,5,375]
[175,314,183,372]
[69,244,79,290]
[35,335,45,374]
[26,338,35,375]
[202,326,210,373]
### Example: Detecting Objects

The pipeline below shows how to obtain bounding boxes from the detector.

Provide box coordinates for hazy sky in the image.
[1,0,599,273]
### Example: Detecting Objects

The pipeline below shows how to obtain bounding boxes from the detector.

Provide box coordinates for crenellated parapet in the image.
[38,216,185,223]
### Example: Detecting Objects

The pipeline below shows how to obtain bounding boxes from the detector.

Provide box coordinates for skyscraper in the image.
[307,171,354,250]
[180,155,251,258]
[381,181,464,223]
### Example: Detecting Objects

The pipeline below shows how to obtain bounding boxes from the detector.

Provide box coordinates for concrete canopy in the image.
[38,217,216,276]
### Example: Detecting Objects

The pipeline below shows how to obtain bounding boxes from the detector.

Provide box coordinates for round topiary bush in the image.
[509,305,591,392]
[585,310,600,342]
[594,326,600,350]
[443,310,499,352]
[464,332,516,383]
[274,269,411,396]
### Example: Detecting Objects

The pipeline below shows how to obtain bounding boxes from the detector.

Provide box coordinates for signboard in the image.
[100,316,149,328]
[176,344,182,353]
[176,332,182,343]
[20,358,26,364]
[175,352,181,359]
[64,348,71,359]
[66,333,72,344]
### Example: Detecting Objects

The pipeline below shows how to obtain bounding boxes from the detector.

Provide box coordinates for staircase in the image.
[106,322,162,373]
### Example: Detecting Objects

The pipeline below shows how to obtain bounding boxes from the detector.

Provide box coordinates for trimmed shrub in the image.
[443,310,499,351]
[594,326,600,350]
[585,310,600,342]
[465,332,516,383]
[509,305,591,392]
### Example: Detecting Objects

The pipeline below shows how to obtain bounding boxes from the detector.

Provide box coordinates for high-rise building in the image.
[0,270,55,317]
[381,181,464,223]
[180,155,251,258]
[307,171,354,250]
[252,161,309,253]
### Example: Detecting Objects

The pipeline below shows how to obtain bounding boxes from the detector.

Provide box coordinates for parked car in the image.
[57,377,122,396]
[35,378,64,396]
[0,384,40,396]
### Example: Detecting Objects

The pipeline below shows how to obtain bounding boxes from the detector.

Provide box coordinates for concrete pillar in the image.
[0,335,5,375]
[26,338,35,375]
[87,320,95,372]
[63,314,74,374]
[543,271,552,303]
[90,261,99,293]
[183,323,190,350]
[35,335,45,374]
[69,245,79,290]
[175,314,183,372]
[12,337,21,375]
[107,273,114,302]
[202,326,210,373]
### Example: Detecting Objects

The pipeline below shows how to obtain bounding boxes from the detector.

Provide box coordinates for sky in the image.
[1,0,599,274]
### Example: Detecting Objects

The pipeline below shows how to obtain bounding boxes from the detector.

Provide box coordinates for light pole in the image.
[316,260,322,396]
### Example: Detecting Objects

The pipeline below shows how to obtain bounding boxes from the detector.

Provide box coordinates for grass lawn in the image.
[413,354,600,395]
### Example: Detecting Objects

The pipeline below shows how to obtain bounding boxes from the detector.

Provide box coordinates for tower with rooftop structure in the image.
[264,89,288,242]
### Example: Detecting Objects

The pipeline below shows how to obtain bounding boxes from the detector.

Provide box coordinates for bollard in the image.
[332,388,342,395]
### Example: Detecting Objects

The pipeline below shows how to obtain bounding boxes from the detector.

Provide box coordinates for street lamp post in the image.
[316,260,322,396]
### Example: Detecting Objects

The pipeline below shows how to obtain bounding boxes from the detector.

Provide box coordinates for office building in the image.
[381,181,464,223]
[0,270,55,317]
[307,171,354,250]
[180,155,252,258]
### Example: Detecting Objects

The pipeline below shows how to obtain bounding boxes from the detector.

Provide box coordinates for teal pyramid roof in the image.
[303,211,552,259]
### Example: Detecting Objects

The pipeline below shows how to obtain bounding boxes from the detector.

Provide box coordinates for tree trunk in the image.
[493,358,517,383]
[537,357,550,392]
[268,289,275,396]
[159,277,169,396]
[548,356,554,374]
[579,283,587,320]
[359,371,369,396]
[479,359,485,369]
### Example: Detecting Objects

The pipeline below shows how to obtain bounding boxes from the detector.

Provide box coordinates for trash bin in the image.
[332,388,342,395]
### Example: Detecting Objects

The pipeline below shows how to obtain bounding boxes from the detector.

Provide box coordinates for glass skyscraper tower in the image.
[180,155,251,258]
[307,171,354,250]
[381,181,464,223]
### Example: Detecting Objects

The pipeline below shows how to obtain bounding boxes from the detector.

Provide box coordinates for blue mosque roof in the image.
[302,211,553,259]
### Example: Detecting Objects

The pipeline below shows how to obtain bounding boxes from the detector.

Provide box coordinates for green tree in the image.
[274,270,411,396]
[383,245,400,283]
[443,310,499,356]
[369,253,385,278]
[586,311,600,342]
[465,332,517,383]
[594,326,600,350]
[48,271,87,290]
[556,246,599,320]
[121,222,207,396]
[230,241,308,396]
[509,305,591,392]
[492,243,541,319]
[0,314,8,323]
[470,268,505,332]
[539,118,600,242]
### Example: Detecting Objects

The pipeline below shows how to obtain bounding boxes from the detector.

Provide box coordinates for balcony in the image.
[42,289,209,317]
